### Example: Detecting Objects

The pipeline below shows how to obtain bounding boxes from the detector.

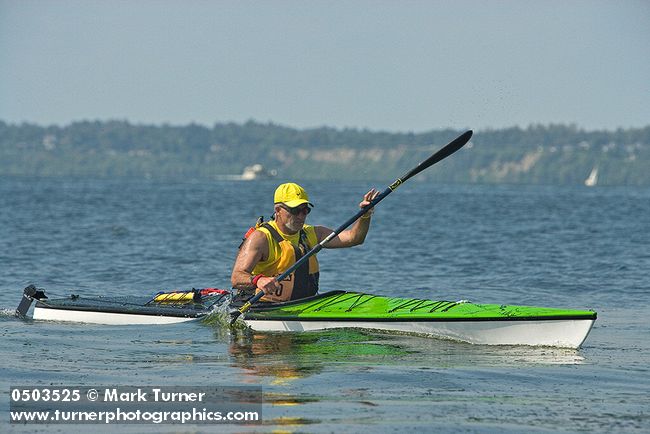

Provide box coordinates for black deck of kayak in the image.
[32,291,342,319]
[35,295,216,318]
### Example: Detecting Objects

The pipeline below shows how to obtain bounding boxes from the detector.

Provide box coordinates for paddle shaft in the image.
[230,130,473,323]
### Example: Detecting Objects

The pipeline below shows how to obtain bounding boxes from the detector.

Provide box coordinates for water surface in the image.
[1,177,648,432]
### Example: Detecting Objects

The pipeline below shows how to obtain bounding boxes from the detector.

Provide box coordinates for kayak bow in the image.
[235,291,596,348]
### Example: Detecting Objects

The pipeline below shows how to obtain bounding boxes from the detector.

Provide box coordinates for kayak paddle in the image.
[230,129,473,325]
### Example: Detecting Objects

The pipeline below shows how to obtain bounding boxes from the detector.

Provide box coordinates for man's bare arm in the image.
[231,231,267,290]
[231,230,283,294]
[314,216,372,249]
[314,188,378,248]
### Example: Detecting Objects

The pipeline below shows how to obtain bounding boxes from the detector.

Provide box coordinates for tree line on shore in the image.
[1,120,649,185]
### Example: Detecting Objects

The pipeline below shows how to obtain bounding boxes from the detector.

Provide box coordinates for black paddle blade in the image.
[229,300,252,325]
[229,310,242,325]
[399,130,473,184]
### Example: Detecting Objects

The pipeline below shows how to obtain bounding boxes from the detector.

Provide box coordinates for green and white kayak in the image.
[238,291,597,349]
[19,286,596,348]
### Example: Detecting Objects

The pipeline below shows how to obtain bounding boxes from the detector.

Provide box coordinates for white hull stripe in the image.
[33,305,199,325]
[244,318,596,349]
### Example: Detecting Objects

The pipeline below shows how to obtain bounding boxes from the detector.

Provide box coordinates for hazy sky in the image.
[1,0,648,132]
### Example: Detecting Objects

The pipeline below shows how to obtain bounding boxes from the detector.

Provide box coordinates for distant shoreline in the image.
[2,120,649,185]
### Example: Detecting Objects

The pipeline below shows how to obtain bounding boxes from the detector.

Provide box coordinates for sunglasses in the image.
[280,204,311,216]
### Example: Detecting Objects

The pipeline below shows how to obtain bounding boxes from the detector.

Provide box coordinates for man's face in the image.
[277,204,310,233]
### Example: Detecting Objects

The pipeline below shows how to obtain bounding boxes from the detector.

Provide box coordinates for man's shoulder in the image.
[246,227,270,245]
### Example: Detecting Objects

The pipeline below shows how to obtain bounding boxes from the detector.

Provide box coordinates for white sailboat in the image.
[585,167,598,187]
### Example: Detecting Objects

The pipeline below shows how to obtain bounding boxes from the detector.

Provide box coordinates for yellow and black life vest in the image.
[250,220,320,302]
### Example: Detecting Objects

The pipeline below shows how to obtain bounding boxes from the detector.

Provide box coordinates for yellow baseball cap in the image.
[274,183,314,208]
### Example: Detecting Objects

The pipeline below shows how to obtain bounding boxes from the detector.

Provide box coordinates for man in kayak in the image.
[231,182,378,302]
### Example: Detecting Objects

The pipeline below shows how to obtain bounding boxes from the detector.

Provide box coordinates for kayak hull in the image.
[31,294,215,325]
[244,318,595,348]
[33,304,201,325]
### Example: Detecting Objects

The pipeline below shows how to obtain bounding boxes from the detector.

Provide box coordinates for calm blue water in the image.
[1,176,649,433]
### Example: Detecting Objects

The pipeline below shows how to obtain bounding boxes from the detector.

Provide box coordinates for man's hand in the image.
[360,188,379,216]
[255,276,283,296]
